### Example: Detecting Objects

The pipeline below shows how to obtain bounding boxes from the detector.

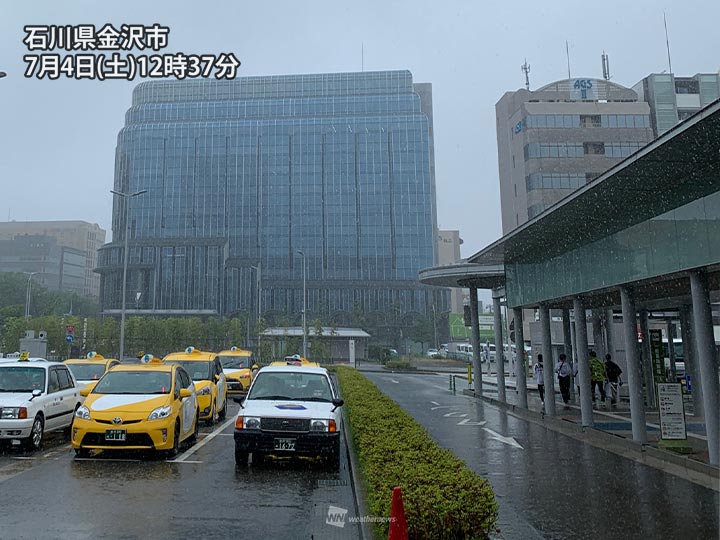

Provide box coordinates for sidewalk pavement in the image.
[447,372,715,475]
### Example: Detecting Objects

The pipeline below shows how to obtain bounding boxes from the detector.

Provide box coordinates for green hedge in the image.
[337,367,497,539]
[383,359,415,371]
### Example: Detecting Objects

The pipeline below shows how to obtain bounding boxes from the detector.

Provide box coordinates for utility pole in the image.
[296,250,307,358]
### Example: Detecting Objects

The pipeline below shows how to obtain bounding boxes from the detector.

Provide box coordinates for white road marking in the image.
[390,379,399,384]
[168,460,203,464]
[457,419,487,426]
[443,411,468,418]
[430,401,440,406]
[430,405,455,411]
[171,416,236,463]
[11,457,35,461]
[482,427,524,449]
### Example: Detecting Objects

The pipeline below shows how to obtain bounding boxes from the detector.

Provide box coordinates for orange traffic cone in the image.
[388,486,409,540]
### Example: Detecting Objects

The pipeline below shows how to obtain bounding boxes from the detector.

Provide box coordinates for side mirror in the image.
[179,388,192,399]
[80,382,98,397]
[331,398,344,412]
[251,365,259,371]
[214,374,220,381]
[29,389,42,401]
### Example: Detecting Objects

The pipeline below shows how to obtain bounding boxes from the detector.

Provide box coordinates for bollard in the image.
[449,374,453,390]
[452,375,456,394]
[467,364,473,386]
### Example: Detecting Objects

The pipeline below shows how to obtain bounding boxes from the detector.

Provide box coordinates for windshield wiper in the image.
[295,397,332,402]
[252,394,292,400]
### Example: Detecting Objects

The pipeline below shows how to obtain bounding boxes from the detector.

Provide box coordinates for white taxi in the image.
[0,358,83,450]
[233,365,343,467]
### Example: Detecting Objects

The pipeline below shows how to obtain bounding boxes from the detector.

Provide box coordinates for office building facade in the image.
[0,221,105,296]
[633,73,720,136]
[496,78,654,233]
[98,71,444,329]
[437,230,464,314]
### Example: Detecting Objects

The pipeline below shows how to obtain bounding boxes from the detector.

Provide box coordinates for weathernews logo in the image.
[326,505,348,528]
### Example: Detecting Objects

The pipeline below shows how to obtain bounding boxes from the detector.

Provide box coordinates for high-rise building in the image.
[98,70,445,335]
[495,78,654,233]
[436,230,464,314]
[0,221,105,296]
[633,73,720,136]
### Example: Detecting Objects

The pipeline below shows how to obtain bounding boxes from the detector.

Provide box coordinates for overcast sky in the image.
[1,0,719,262]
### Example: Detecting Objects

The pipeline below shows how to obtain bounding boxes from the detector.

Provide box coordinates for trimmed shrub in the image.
[337,367,497,539]
[383,359,415,371]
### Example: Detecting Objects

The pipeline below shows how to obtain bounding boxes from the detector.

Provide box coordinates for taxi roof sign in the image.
[86,352,105,360]
[141,353,162,364]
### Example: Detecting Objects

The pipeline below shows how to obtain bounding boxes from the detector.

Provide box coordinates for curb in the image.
[341,406,374,540]
[462,389,719,491]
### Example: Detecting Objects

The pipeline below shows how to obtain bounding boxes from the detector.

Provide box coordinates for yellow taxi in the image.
[270,354,320,368]
[64,352,120,387]
[71,355,199,457]
[163,347,227,424]
[217,346,258,395]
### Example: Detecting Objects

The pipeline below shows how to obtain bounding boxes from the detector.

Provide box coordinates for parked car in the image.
[0,358,83,450]
[234,365,343,468]
[426,348,440,358]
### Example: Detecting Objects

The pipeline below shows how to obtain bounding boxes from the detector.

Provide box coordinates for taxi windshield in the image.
[218,356,251,369]
[67,363,107,381]
[0,367,46,393]
[164,360,211,381]
[93,371,171,394]
[248,372,332,402]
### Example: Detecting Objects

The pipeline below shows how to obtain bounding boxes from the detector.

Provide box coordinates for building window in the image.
[583,142,605,155]
[580,115,601,128]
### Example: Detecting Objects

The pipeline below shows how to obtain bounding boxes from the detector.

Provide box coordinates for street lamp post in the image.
[24,272,39,320]
[111,188,147,361]
[296,250,307,358]
[248,264,262,348]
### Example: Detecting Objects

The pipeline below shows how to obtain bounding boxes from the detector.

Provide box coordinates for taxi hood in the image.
[84,393,170,412]
[242,399,337,419]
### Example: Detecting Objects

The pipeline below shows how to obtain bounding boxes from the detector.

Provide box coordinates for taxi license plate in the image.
[274,438,296,451]
[105,429,126,441]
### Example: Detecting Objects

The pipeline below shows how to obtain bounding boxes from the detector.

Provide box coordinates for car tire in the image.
[74,448,90,458]
[252,452,265,466]
[168,421,180,458]
[218,396,227,420]
[25,415,44,451]
[235,448,248,466]
[189,409,200,444]
[327,446,341,470]
[207,401,217,426]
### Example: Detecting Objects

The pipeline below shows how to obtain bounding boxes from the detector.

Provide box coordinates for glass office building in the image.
[97,70,443,324]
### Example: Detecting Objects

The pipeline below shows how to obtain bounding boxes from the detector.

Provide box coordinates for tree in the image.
[310,318,329,361]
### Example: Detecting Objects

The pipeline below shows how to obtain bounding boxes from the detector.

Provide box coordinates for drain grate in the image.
[316,479,348,487]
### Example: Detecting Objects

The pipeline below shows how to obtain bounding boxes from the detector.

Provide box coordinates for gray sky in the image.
[1,0,719,261]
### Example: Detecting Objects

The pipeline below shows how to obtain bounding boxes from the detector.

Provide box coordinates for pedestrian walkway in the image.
[450,372,715,471]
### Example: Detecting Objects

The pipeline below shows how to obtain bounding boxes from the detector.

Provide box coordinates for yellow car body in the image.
[163,348,227,424]
[65,353,120,387]
[71,361,199,456]
[217,347,256,395]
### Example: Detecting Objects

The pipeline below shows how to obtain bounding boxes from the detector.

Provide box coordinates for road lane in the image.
[365,371,719,540]
[0,403,359,540]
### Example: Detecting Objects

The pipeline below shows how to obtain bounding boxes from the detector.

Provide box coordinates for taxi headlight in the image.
[197,386,212,396]
[310,419,329,432]
[148,406,173,421]
[75,406,90,420]
[1,407,26,419]
[243,417,261,429]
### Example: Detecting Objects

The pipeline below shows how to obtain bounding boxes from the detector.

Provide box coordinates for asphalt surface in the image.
[0,402,359,540]
[364,371,720,540]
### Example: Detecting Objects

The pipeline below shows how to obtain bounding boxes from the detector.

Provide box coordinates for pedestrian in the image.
[534,354,545,404]
[555,353,572,408]
[589,350,607,407]
[604,353,623,406]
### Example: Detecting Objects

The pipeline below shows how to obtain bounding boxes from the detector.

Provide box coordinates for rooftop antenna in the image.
[601,50,611,80]
[521,58,531,90]
[663,12,673,74]
[565,40,571,80]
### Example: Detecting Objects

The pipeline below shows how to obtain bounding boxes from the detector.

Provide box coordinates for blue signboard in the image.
[65,335,74,343]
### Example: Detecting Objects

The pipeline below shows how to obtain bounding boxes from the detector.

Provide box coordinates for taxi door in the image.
[178,368,196,435]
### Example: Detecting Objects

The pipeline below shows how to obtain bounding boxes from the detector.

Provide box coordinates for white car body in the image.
[234,365,343,466]
[0,359,83,448]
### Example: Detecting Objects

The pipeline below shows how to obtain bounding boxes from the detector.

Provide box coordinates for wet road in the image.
[364,371,719,540]
[0,402,359,540]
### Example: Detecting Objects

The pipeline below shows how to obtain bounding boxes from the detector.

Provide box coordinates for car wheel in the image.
[74,448,90,458]
[25,415,44,451]
[168,421,180,458]
[189,409,200,443]
[207,400,218,426]
[327,446,341,470]
[235,448,248,466]
[218,397,227,420]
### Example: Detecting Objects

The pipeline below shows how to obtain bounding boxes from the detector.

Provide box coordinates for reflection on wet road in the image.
[0,403,358,540]
[365,372,719,540]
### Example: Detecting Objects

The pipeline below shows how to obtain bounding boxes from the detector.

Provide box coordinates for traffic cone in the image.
[388,486,408,540]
